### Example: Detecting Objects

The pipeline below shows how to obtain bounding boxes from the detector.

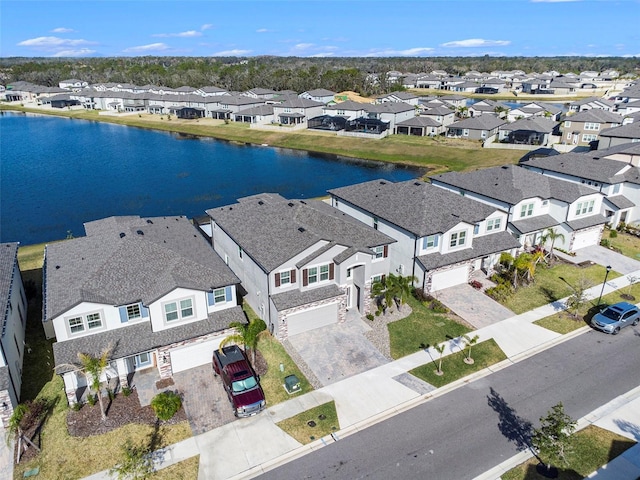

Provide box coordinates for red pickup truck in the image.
[212,345,266,417]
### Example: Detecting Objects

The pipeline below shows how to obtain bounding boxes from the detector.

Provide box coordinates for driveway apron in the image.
[287,314,389,386]
[435,283,516,329]
[571,244,640,275]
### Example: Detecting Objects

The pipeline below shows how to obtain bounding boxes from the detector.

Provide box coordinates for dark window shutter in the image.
[382,274,386,283]
[291,269,296,283]
[275,272,281,287]
[302,269,308,286]
[329,263,335,280]
[383,245,388,258]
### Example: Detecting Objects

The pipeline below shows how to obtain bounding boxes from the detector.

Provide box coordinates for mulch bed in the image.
[67,390,187,437]
[253,350,268,376]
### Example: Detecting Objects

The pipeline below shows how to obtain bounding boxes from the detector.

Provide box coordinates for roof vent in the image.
[55,265,60,269]
[380,181,387,185]
[136,230,144,235]
[258,201,264,205]
[119,232,126,238]
[288,202,294,207]
[414,182,421,186]
[298,227,306,233]
[146,219,153,224]
[501,165,509,169]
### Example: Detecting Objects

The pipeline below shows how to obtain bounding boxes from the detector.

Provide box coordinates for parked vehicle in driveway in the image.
[212,345,266,417]
[591,302,640,334]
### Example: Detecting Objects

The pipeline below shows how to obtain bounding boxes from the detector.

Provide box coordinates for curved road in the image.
[258,328,640,479]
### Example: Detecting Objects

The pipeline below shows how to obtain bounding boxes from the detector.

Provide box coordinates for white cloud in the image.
[365,47,434,57]
[309,52,334,58]
[201,24,213,31]
[52,48,97,57]
[211,49,251,56]
[153,30,202,38]
[256,28,271,33]
[441,38,511,48]
[18,36,93,48]
[51,27,74,33]
[622,54,640,58]
[294,43,314,50]
[123,43,170,53]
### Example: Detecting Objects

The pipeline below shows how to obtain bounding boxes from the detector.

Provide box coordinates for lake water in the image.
[0,112,423,245]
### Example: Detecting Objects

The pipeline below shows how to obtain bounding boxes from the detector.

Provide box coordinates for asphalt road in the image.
[258,327,640,480]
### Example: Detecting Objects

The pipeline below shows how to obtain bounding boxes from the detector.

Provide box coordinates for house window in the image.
[346,268,352,278]
[474,224,480,234]
[372,274,383,284]
[68,317,84,334]
[180,299,193,317]
[613,184,621,194]
[87,313,102,330]
[126,304,141,321]
[214,288,226,303]
[575,200,595,216]
[164,297,194,322]
[373,217,378,230]
[280,270,291,285]
[582,134,598,142]
[520,203,534,218]
[373,246,384,259]
[135,352,152,368]
[319,264,330,281]
[450,231,466,248]
[486,218,501,231]
[422,235,438,249]
[308,266,318,284]
[584,122,600,131]
[564,121,571,128]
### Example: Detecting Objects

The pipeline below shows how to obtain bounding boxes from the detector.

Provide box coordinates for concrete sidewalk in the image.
[83,268,640,480]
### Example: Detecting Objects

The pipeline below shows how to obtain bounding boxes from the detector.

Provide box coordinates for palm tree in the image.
[78,347,112,421]
[434,343,446,375]
[219,318,267,365]
[462,334,480,364]
[371,276,395,314]
[387,273,418,310]
[540,228,565,263]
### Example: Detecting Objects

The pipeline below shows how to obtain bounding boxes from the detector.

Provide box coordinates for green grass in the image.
[409,339,506,388]
[535,281,640,334]
[276,401,339,445]
[388,294,471,359]
[501,425,636,480]
[500,263,621,314]
[153,456,199,479]
[606,230,640,260]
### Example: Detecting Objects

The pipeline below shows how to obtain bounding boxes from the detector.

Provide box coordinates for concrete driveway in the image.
[435,283,516,329]
[287,314,389,386]
[572,244,640,275]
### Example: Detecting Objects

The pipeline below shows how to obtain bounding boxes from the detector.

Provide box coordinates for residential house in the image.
[617,100,640,117]
[599,123,640,149]
[323,100,368,120]
[561,110,624,147]
[520,143,640,228]
[568,97,616,113]
[243,88,279,100]
[206,194,395,339]
[468,99,511,118]
[498,117,559,146]
[234,104,275,124]
[446,115,506,140]
[271,97,325,125]
[365,102,415,130]
[395,116,443,136]
[299,89,336,104]
[44,216,244,405]
[210,94,266,120]
[328,180,519,293]
[507,102,562,122]
[431,165,608,252]
[59,79,89,91]
[0,243,27,427]
[420,106,456,127]
[375,92,419,106]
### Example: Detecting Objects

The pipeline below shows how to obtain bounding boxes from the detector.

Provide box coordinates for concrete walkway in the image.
[80,268,640,480]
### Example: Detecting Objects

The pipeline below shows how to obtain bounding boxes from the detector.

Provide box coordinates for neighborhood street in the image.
[257,327,640,480]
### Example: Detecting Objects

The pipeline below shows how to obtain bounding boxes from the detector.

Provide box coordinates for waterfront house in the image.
[395,116,443,136]
[0,243,27,427]
[271,97,325,126]
[468,99,511,118]
[328,180,519,293]
[446,115,506,141]
[323,100,368,120]
[44,216,244,405]
[497,117,559,146]
[419,105,456,127]
[507,102,562,122]
[568,97,616,113]
[431,165,607,251]
[206,194,395,339]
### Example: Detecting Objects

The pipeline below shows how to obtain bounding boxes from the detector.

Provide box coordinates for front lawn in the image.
[502,425,636,480]
[276,401,339,445]
[388,294,471,359]
[409,339,506,388]
[499,262,621,314]
[604,229,640,260]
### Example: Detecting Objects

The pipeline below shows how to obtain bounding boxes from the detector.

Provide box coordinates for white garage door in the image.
[287,303,338,337]
[431,265,469,292]
[170,336,225,374]
[573,229,601,250]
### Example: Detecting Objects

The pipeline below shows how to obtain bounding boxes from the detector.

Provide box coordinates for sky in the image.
[1,0,639,58]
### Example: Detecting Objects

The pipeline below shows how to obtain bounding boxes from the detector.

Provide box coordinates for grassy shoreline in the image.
[1,103,523,174]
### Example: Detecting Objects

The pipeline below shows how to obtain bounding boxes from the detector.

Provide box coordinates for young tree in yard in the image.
[540,228,565,263]
[565,277,592,319]
[433,343,446,376]
[78,347,112,421]
[462,334,480,364]
[110,439,154,480]
[219,318,267,365]
[531,402,577,474]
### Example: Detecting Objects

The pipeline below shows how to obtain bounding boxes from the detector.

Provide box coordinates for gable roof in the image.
[206,194,394,273]
[600,122,640,139]
[432,165,598,205]
[448,115,506,130]
[566,110,624,123]
[302,88,336,97]
[500,117,558,133]
[44,216,238,320]
[0,243,19,322]
[397,116,442,127]
[328,179,497,237]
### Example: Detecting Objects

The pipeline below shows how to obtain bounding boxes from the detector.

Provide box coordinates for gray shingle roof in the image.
[447,115,506,130]
[510,214,559,234]
[328,179,497,237]
[303,88,336,97]
[397,116,441,127]
[500,117,558,133]
[53,305,246,371]
[270,284,343,311]
[565,214,608,231]
[432,165,598,205]
[605,195,635,210]
[45,216,239,321]
[600,123,640,139]
[206,194,394,273]
[566,110,624,123]
[0,243,19,325]
[417,231,521,270]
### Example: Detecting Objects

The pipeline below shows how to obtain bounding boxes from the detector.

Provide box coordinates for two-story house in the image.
[271,97,325,126]
[0,243,27,427]
[508,102,562,122]
[598,123,640,149]
[298,89,336,104]
[520,143,640,228]
[44,216,244,406]
[562,110,624,147]
[323,100,368,120]
[206,194,395,339]
[328,180,520,293]
[431,165,608,252]
[568,97,616,113]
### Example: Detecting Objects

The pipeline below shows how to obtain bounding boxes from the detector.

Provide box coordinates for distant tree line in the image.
[0,56,637,95]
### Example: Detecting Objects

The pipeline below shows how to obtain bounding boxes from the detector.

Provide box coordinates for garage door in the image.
[170,336,225,374]
[573,229,601,250]
[287,303,338,337]
[431,265,469,292]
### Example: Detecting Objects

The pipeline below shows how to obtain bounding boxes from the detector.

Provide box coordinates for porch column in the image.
[116,357,130,388]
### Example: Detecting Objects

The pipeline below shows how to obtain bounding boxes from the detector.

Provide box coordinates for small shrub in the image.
[71,402,83,411]
[86,394,97,407]
[609,230,618,238]
[486,283,512,302]
[122,386,132,397]
[107,388,116,401]
[151,391,182,421]
[366,313,374,321]
[429,298,449,314]
[600,238,611,248]
[374,310,380,317]
[469,280,483,290]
